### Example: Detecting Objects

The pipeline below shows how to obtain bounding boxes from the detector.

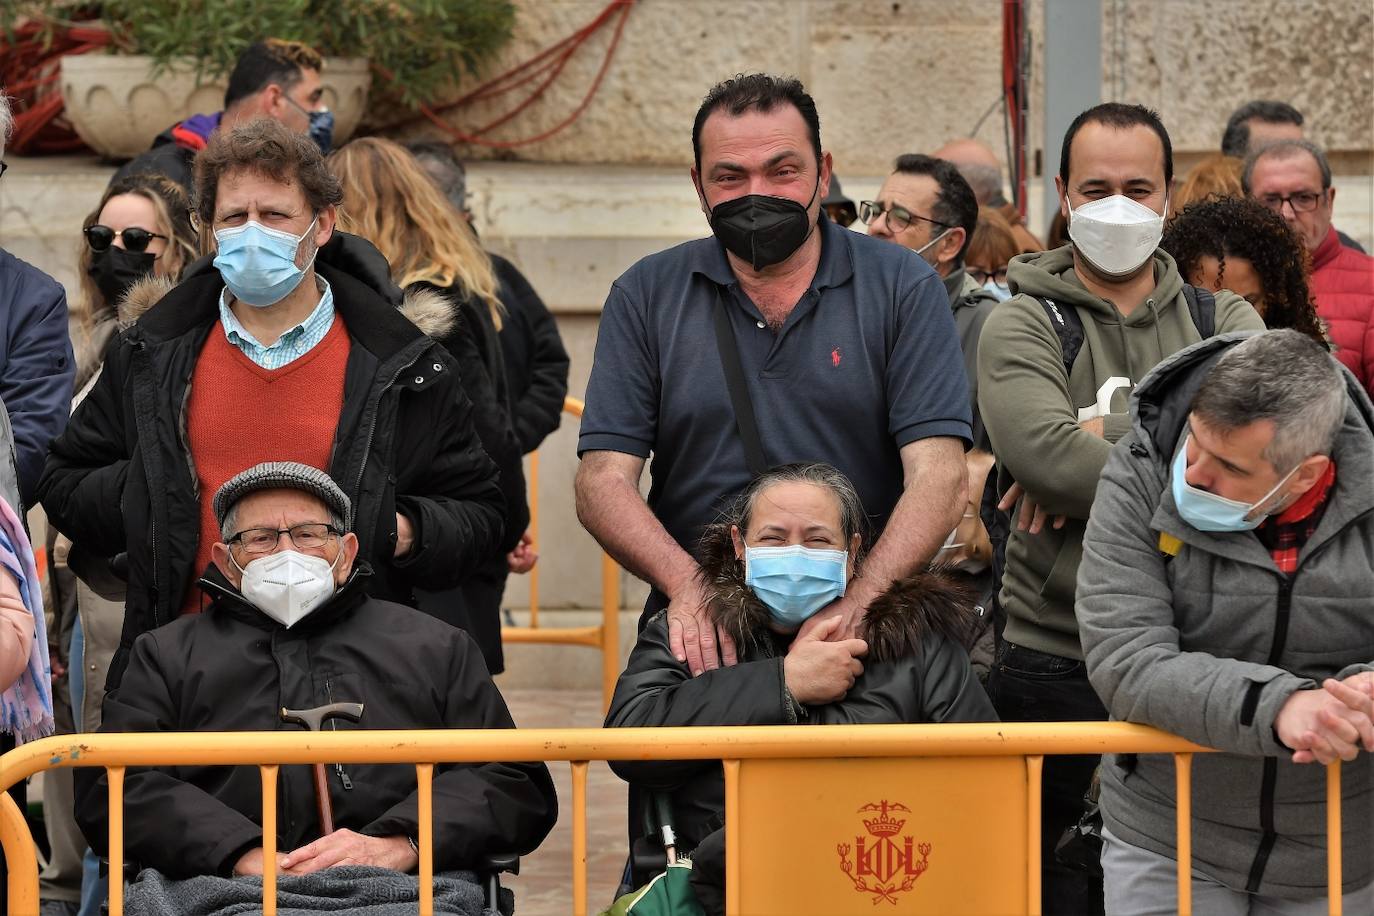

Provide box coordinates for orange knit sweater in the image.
[181,318,350,614]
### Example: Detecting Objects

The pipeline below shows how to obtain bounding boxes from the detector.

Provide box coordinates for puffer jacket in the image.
[1309,225,1374,398]
[1078,331,1374,898]
[38,233,505,691]
[77,564,557,878]
[605,529,997,852]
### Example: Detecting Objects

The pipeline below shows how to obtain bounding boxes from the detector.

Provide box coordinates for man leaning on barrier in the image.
[75,462,557,914]
[1078,330,1374,914]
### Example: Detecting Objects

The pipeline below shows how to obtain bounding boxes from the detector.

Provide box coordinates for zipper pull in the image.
[335,763,353,790]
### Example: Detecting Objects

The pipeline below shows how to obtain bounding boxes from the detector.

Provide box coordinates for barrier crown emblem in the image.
[837,799,931,905]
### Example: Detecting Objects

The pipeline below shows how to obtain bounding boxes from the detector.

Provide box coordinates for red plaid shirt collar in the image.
[1257,461,1337,574]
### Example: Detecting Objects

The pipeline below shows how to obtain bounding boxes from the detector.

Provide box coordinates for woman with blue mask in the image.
[605,462,996,915]
[966,207,1022,303]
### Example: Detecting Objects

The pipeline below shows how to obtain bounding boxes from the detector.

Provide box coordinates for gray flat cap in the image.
[213,461,352,528]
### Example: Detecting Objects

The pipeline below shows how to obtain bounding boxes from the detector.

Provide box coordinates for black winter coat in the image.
[605,539,997,853]
[409,282,529,674]
[493,256,569,453]
[37,233,505,690]
[75,565,558,878]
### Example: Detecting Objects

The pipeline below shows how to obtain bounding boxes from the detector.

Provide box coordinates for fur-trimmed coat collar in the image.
[695,524,977,662]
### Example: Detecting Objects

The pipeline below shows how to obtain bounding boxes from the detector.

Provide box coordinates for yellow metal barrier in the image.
[501,396,622,711]
[0,723,1350,915]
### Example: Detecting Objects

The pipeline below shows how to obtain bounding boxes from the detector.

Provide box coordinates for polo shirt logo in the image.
[832,347,842,367]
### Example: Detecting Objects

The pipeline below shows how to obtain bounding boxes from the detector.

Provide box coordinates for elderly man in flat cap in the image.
[75,462,556,914]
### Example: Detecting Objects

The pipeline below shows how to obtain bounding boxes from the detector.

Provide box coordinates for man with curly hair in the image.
[1161,196,1327,347]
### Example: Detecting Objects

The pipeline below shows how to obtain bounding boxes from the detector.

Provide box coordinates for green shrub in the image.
[22,0,516,107]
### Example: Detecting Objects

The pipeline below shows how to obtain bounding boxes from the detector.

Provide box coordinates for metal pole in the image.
[1042,0,1103,228]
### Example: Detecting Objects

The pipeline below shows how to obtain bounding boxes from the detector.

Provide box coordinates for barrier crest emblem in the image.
[836,800,931,904]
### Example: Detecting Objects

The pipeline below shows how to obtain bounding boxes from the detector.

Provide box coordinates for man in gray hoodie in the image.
[976,102,1264,914]
[1079,329,1374,913]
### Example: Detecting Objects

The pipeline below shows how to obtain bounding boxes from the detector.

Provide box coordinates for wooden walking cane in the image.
[280,702,365,835]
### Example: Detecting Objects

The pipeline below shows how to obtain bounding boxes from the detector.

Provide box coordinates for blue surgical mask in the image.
[284,94,334,153]
[983,278,1012,301]
[308,109,334,153]
[213,218,317,307]
[744,544,848,629]
[1171,434,1299,533]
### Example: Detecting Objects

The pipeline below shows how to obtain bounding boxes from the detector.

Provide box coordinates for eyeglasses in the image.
[859,200,950,233]
[230,523,340,556]
[968,267,1009,286]
[84,225,168,254]
[1257,191,1324,214]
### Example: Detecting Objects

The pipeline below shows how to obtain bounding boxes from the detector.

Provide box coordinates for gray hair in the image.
[1242,138,1332,193]
[956,161,1005,206]
[220,502,347,543]
[1190,330,1346,473]
[0,90,12,147]
[728,462,870,564]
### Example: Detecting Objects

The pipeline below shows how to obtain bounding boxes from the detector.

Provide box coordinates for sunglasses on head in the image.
[84,224,167,254]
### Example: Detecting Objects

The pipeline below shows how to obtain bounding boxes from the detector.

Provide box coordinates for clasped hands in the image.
[234,828,418,877]
[1275,672,1374,765]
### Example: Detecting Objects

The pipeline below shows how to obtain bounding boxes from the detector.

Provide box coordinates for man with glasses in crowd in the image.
[111,38,334,193]
[78,462,556,910]
[0,91,75,509]
[1243,139,1374,396]
[861,154,1000,664]
[863,154,997,450]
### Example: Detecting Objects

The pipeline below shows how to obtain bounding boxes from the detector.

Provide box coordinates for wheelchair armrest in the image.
[478,852,520,876]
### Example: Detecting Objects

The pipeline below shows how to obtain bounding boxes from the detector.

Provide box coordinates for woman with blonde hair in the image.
[328,136,526,673]
[74,173,197,389]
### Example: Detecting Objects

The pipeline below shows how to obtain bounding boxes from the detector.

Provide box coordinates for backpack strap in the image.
[1037,296,1085,377]
[1181,284,1217,339]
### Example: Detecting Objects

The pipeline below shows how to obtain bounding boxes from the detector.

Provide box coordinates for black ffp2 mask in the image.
[87,245,156,307]
[707,178,820,271]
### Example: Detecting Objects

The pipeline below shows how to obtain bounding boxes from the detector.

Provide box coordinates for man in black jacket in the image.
[77,462,557,882]
[38,119,505,691]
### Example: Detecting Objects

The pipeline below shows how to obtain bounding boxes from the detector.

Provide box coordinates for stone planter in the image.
[60,54,371,159]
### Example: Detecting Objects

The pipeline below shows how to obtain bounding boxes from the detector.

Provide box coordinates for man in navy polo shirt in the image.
[576,73,972,676]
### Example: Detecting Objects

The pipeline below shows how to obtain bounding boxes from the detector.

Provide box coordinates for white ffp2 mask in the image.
[1067,194,1165,279]
[235,549,339,628]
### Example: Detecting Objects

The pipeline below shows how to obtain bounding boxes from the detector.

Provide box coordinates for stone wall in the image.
[419,0,1373,172]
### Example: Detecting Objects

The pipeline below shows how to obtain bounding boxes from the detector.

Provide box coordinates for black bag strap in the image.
[1037,296,1085,377]
[712,287,769,478]
[1181,283,1217,339]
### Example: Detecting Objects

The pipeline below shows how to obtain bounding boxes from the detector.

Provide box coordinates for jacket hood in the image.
[1007,243,1185,324]
[695,524,976,662]
[117,232,455,340]
[1130,330,1374,466]
[945,265,999,314]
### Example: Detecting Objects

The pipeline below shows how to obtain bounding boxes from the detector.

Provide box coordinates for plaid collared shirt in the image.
[1255,461,1336,575]
[218,278,335,370]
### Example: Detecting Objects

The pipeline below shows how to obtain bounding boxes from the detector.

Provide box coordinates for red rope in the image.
[1,21,112,154]
[380,0,637,149]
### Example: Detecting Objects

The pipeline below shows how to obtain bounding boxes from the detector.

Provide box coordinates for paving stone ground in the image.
[496,687,628,915]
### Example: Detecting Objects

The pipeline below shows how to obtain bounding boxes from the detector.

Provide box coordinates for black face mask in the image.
[87,245,156,307]
[706,177,820,271]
